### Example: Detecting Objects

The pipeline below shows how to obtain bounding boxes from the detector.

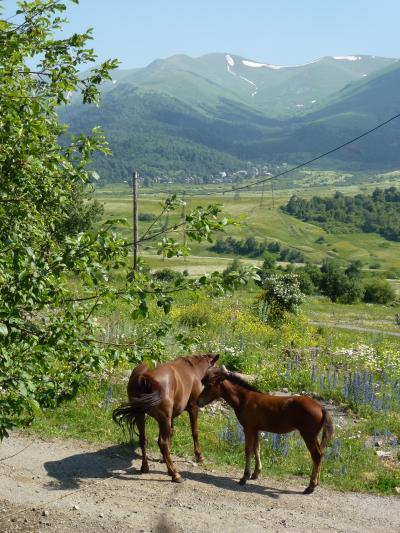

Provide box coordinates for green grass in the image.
[304,296,400,334]
[28,380,400,495]
[97,182,400,272]
[25,180,400,496]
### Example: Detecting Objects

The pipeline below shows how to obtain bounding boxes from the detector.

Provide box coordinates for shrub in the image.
[296,269,316,295]
[259,273,304,325]
[369,263,381,270]
[178,304,211,328]
[320,260,364,303]
[152,268,184,283]
[138,213,157,222]
[363,279,396,304]
[222,258,242,278]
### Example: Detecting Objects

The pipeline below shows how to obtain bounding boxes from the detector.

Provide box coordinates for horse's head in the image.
[197,365,228,407]
[205,353,219,367]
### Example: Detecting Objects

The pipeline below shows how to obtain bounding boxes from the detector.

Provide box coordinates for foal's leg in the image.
[302,434,322,494]
[187,403,204,463]
[157,418,183,483]
[136,414,149,474]
[251,432,262,480]
[239,428,255,485]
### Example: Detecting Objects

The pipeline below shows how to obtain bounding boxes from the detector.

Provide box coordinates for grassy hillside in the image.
[96,181,400,273]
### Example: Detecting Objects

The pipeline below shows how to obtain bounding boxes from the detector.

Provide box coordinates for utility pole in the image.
[271,178,275,209]
[181,191,187,248]
[132,170,139,270]
[181,191,187,261]
[259,181,265,207]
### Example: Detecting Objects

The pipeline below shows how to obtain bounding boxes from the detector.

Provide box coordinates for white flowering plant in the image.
[259,273,304,325]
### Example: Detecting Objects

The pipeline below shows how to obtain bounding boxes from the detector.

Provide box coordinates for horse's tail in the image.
[320,407,334,451]
[112,368,162,441]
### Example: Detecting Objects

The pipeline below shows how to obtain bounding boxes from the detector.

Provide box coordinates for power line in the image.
[200,109,400,197]
[136,108,400,244]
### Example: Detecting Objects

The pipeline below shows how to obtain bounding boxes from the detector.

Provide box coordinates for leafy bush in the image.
[138,213,157,222]
[222,258,242,278]
[152,268,184,283]
[319,261,364,304]
[178,304,211,329]
[259,273,304,325]
[363,279,396,304]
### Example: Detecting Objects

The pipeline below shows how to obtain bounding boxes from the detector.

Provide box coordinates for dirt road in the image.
[0,434,399,533]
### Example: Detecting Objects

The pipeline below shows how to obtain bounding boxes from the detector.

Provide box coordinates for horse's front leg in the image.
[239,428,255,485]
[157,418,183,483]
[187,403,204,463]
[136,413,149,474]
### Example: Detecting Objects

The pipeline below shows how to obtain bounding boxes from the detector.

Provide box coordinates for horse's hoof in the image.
[140,465,149,474]
[250,473,259,480]
[172,475,184,483]
[303,485,315,494]
[238,478,247,485]
[195,455,205,464]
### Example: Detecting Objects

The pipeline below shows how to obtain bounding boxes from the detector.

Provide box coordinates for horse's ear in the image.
[210,354,219,366]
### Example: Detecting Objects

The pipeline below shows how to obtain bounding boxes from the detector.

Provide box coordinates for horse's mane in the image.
[225,372,261,393]
[182,353,215,367]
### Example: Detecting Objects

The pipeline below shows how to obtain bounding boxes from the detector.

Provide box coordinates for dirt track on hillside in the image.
[0,434,399,533]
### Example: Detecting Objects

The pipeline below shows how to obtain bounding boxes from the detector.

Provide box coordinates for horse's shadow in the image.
[180,470,302,499]
[110,462,303,499]
[43,443,141,490]
[44,444,303,499]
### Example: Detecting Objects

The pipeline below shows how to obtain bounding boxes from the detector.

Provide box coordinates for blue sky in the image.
[2,0,400,68]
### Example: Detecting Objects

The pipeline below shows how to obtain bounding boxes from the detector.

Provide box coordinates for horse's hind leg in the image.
[136,414,149,474]
[239,428,255,485]
[157,418,183,483]
[302,434,322,494]
[187,403,204,463]
[251,432,262,480]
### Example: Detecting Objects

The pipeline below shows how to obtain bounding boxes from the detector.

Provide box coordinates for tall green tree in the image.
[0,1,256,439]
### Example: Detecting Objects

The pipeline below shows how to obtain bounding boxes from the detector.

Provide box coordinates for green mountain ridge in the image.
[61,53,400,180]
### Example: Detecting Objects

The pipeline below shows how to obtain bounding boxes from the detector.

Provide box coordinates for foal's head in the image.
[197,365,229,407]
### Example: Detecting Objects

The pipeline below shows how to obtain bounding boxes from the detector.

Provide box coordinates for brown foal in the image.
[113,353,219,482]
[198,366,333,494]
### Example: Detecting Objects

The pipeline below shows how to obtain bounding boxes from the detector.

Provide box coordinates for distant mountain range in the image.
[61,53,400,180]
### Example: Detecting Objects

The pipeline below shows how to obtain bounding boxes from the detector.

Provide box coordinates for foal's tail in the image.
[320,407,334,450]
[112,365,162,441]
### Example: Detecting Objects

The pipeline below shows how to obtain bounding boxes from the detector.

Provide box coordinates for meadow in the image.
[27,176,400,495]
[29,289,400,494]
[96,178,400,273]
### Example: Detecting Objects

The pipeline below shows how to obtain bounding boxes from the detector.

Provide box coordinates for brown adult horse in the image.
[198,366,333,494]
[113,353,219,482]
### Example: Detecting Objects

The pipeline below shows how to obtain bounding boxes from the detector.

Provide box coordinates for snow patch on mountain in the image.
[226,54,235,67]
[333,56,362,61]
[241,58,324,69]
[239,75,256,87]
[225,54,258,94]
